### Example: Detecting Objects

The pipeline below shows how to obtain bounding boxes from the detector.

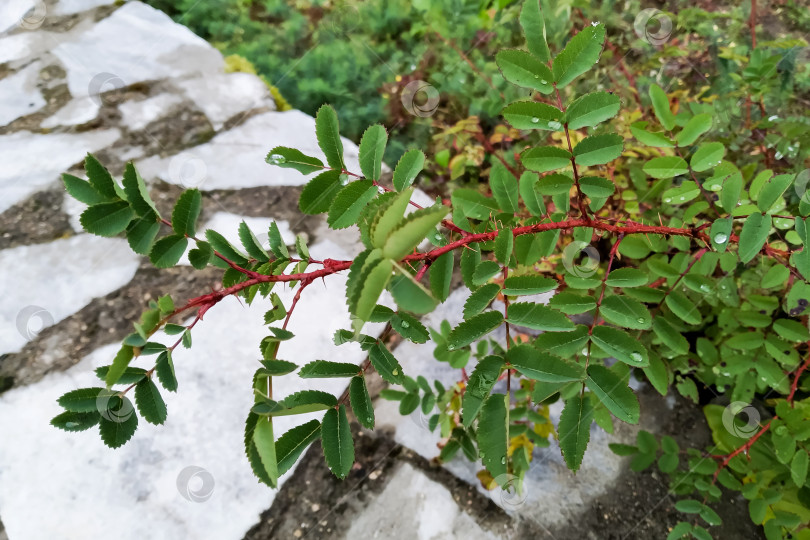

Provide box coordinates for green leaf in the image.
[463,283,501,318]
[392,149,425,191]
[266,146,324,175]
[534,325,590,357]
[51,410,100,432]
[502,101,563,131]
[315,104,345,170]
[149,234,189,268]
[328,180,378,229]
[134,378,167,425]
[389,272,438,314]
[98,398,138,449]
[521,146,571,173]
[791,450,808,487]
[552,24,606,88]
[447,311,504,350]
[205,229,249,265]
[260,359,298,375]
[429,252,453,302]
[122,162,158,218]
[370,189,413,248]
[490,160,520,213]
[652,317,689,354]
[649,84,675,130]
[168,189,200,237]
[676,114,712,146]
[738,213,771,263]
[84,154,118,199]
[579,176,615,207]
[106,345,135,387]
[600,295,652,329]
[80,201,134,237]
[126,216,160,255]
[565,91,621,130]
[57,387,105,412]
[630,122,674,147]
[477,394,508,479]
[506,344,584,382]
[253,417,279,488]
[690,142,725,172]
[643,156,688,178]
[473,260,501,286]
[507,302,575,331]
[391,312,430,343]
[62,173,108,205]
[558,394,593,472]
[573,134,623,166]
[276,420,321,476]
[675,499,703,514]
[452,189,500,220]
[586,365,639,424]
[155,351,177,392]
[774,319,810,342]
[267,221,289,259]
[548,292,596,314]
[710,218,732,252]
[188,240,213,269]
[95,366,147,385]
[369,342,404,385]
[503,275,557,296]
[299,360,359,378]
[382,205,449,260]
[495,49,553,94]
[757,173,794,212]
[665,290,702,325]
[321,405,354,479]
[537,173,574,195]
[350,376,375,430]
[238,221,270,262]
[590,326,649,366]
[299,170,342,214]
[462,356,503,427]
[358,124,387,180]
[605,268,648,287]
[519,172,544,216]
[520,0,550,62]
[353,257,394,322]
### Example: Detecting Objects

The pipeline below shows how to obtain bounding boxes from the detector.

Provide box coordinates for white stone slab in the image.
[0,128,120,213]
[41,95,100,128]
[118,93,184,131]
[51,0,113,16]
[0,60,46,127]
[136,110,362,190]
[52,2,223,99]
[0,237,380,540]
[177,72,273,130]
[344,463,499,540]
[0,234,140,356]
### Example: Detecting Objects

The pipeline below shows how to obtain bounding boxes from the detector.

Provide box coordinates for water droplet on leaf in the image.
[713,233,728,244]
[530,117,540,124]
[630,352,643,363]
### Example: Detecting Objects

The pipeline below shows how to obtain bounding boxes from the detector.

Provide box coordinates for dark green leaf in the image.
[51,410,100,432]
[573,134,623,166]
[369,342,404,385]
[502,101,563,131]
[590,326,649,366]
[520,146,572,173]
[350,376,375,430]
[134,378,167,425]
[276,420,321,476]
[507,302,575,331]
[84,154,118,199]
[503,275,558,296]
[586,365,639,424]
[558,394,593,472]
[122,162,158,218]
[490,160,520,213]
[266,146,325,175]
[447,311,504,350]
[738,213,771,264]
[642,156,688,178]
[155,351,177,392]
[506,344,584,382]
[495,49,553,94]
[315,104,345,170]
[358,124,387,180]
[649,84,675,130]
[600,295,652,329]
[462,355,503,427]
[477,394,508,479]
[299,170,343,214]
[98,396,138,448]
[299,360,359,378]
[149,234,188,268]
[328,180,378,229]
[321,405,354,479]
[80,201,134,237]
[552,24,605,88]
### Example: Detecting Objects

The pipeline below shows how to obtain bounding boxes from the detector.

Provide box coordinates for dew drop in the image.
[392,369,399,376]
[530,117,540,124]
[377,185,385,194]
[339,173,349,186]
[367,416,374,424]
[401,321,410,329]
[501,456,507,465]
[663,197,672,203]
[447,345,455,351]
[66,422,79,428]
[636,317,646,324]
[713,233,728,244]
[548,121,562,130]
[268,154,286,165]
[540,80,548,85]
[699,284,711,292]
[630,352,643,363]
[534,74,540,79]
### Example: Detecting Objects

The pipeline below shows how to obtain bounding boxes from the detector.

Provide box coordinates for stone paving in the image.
[0,2,760,539]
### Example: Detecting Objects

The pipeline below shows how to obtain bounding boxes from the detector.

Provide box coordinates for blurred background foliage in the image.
[145,0,810,197]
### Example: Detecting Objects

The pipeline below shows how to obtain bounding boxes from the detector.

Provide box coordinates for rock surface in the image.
[0,2,761,540]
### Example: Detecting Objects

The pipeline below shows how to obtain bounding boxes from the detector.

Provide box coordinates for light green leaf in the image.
[558,394,593,472]
[495,229,513,265]
[507,302,575,331]
[792,450,808,487]
[599,295,652,329]
[392,149,425,191]
[573,134,624,166]
[502,275,557,296]
[502,101,563,131]
[676,114,713,146]
[106,345,135,387]
[134,378,167,425]
[265,146,325,175]
[548,292,596,314]
[472,260,501,286]
[62,173,108,205]
[358,124,387,180]
[520,0,550,62]
[738,212,771,263]
[477,394,508,479]
[370,189,412,248]
[328,180,378,230]
[149,234,189,268]
[565,91,621,130]
[448,311,504,350]
[350,376,375,430]
[519,172,544,216]
[552,23,605,88]
[605,267,648,287]
[429,252,454,302]
[315,104,345,170]
[520,146,572,173]
[665,290,702,325]
[579,176,615,204]
[506,344,584,382]
[321,405,354,479]
[382,205,449,260]
[537,173,573,194]
[590,326,649,366]
[630,122,674,147]
[389,272,438,314]
[353,258,393,322]
[80,201,134,237]
[490,160,520,213]
[649,84,675,130]
[586,365,639,424]
[643,156,688,178]
[168,189,200,237]
[710,218,732,252]
[690,142,725,172]
[253,417,279,488]
[756,173,794,212]
[495,49,553,94]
